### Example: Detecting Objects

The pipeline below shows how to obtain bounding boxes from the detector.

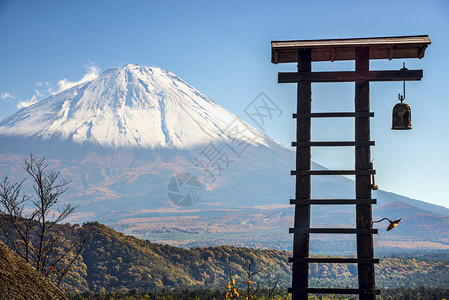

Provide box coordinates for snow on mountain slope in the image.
[0,64,277,150]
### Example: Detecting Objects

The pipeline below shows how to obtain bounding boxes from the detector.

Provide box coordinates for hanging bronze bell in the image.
[392,101,411,130]
[392,62,412,130]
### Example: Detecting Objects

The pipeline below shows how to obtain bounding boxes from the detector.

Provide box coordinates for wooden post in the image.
[355,47,376,300]
[291,48,312,300]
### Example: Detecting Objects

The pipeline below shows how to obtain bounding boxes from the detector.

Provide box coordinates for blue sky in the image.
[0,0,448,208]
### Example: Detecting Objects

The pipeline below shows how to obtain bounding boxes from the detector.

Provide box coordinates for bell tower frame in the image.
[271,36,431,300]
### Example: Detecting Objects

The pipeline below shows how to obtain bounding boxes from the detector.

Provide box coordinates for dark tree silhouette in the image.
[0,154,84,286]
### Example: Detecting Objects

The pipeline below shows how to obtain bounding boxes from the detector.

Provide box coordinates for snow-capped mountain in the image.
[0,64,274,149]
[0,63,297,212]
[0,64,447,252]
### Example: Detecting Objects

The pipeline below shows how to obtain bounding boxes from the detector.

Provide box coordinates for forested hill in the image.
[24,222,449,293]
[65,222,291,292]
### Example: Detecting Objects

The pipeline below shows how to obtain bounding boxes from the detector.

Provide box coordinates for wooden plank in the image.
[292,141,374,147]
[274,47,429,63]
[289,228,378,234]
[288,287,381,295]
[278,70,423,83]
[272,35,431,49]
[290,199,377,205]
[293,112,374,118]
[289,257,380,264]
[291,170,375,176]
[291,48,312,300]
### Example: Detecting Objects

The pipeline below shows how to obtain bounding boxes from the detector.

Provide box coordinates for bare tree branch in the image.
[0,154,83,286]
[267,275,280,299]
[244,258,263,299]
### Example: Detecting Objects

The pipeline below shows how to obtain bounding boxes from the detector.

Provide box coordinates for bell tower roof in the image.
[271,35,431,64]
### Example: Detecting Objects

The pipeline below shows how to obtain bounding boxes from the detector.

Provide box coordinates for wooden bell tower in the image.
[271,36,431,300]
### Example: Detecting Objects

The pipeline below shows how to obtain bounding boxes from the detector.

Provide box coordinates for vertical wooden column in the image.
[291,48,311,300]
[355,47,376,300]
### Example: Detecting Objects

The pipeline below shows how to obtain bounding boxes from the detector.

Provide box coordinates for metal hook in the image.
[398,62,407,103]
[370,161,378,190]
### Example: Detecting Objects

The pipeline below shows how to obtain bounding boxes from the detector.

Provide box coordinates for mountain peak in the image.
[123,63,139,68]
[0,65,270,150]
[114,64,162,75]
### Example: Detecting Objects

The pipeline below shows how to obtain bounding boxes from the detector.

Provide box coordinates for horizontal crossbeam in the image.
[292,141,374,147]
[291,170,375,176]
[290,199,377,205]
[279,70,423,83]
[289,257,379,264]
[293,112,374,118]
[289,228,378,234]
[288,287,381,295]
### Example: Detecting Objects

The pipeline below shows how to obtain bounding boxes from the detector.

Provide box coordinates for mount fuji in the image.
[0,64,447,252]
[0,64,276,149]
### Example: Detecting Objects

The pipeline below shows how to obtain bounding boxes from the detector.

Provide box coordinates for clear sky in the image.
[0,0,448,208]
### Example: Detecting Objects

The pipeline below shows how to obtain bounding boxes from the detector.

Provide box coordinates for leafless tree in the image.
[0,154,84,286]
[244,259,263,300]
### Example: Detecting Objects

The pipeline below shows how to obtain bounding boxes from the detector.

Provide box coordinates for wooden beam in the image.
[278,70,423,83]
[292,141,374,147]
[271,35,431,63]
[289,288,381,295]
[290,228,378,234]
[355,47,376,300]
[291,170,375,176]
[290,199,377,205]
[291,48,312,300]
[418,46,426,59]
[289,257,380,264]
[293,112,374,118]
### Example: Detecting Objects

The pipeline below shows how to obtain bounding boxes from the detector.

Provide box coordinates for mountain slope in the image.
[0,240,68,299]
[0,64,447,251]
